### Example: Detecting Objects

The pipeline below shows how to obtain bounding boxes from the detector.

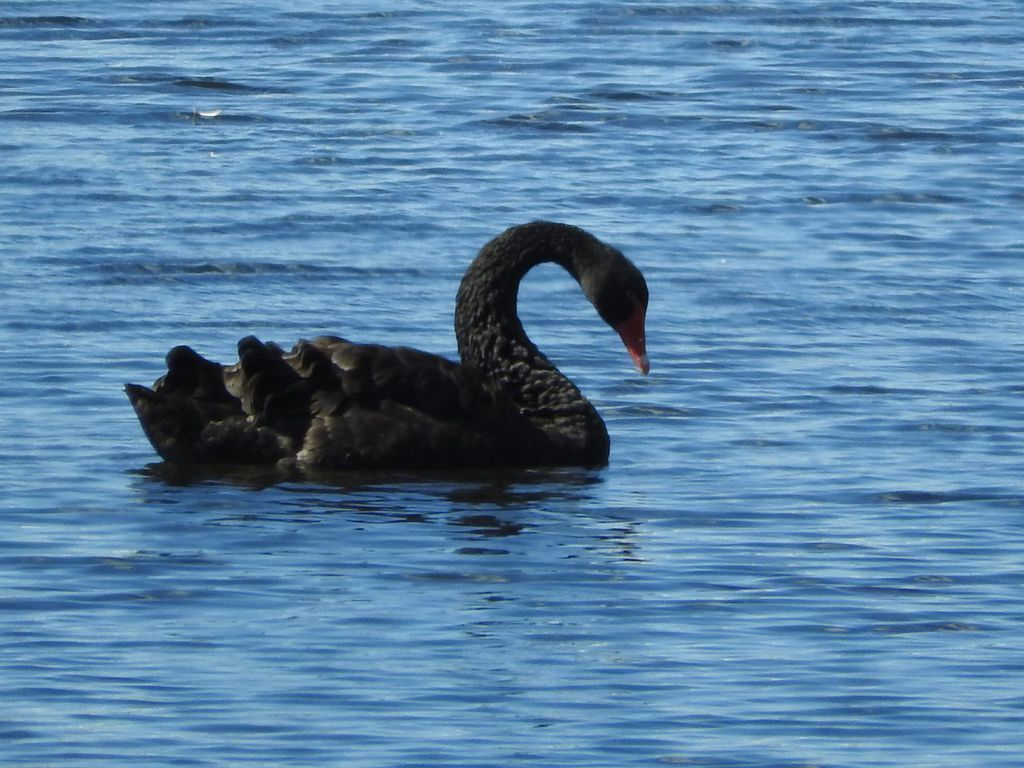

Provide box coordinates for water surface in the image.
[2,2,1023,766]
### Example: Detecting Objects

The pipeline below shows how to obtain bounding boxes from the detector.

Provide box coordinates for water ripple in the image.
[2,2,1024,767]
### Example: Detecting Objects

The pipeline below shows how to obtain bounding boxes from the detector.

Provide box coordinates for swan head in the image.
[581,242,650,375]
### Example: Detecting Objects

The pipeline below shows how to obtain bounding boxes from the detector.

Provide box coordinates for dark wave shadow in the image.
[133,460,602,492]
[128,461,619,549]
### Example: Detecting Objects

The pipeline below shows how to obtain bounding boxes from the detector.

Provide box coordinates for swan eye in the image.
[624,285,648,311]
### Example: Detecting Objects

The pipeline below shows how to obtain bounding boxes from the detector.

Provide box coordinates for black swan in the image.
[125,221,649,471]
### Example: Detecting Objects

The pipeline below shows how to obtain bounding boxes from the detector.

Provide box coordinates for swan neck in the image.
[454,225,578,375]
[453,223,609,464]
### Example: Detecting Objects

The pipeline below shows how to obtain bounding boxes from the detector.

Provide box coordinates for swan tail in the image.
[124,383,211,463]
[125,341,295,464]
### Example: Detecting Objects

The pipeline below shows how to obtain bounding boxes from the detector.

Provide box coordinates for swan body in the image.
[126,221,649,471]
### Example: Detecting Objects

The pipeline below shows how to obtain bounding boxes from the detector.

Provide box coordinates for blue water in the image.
[2,2,1023,765]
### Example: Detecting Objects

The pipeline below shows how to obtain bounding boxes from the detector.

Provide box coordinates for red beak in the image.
[614,303,649,375]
